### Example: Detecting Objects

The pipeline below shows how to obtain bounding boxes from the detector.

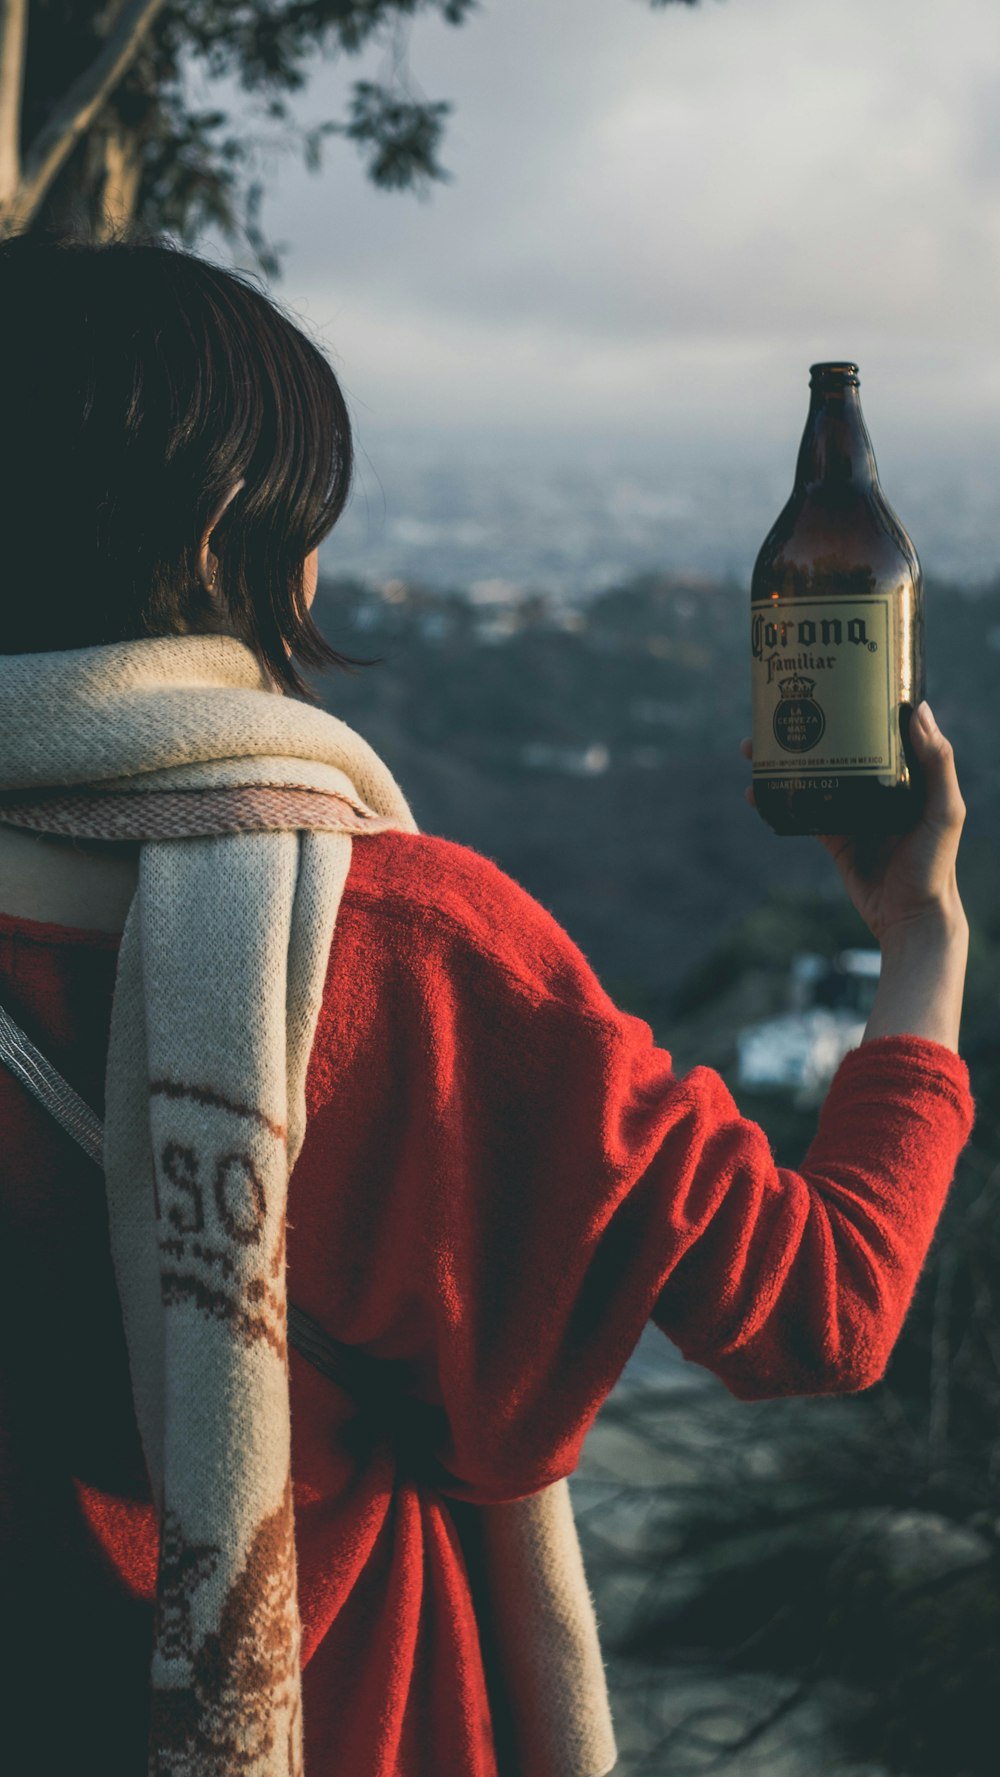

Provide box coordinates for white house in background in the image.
[736,948,881,1100]
[520,741,610,773]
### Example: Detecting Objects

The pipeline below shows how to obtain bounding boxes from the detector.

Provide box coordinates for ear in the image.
[197,478,246,590]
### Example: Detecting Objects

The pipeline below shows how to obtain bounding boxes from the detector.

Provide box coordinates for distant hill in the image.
[310,570,1000,1056]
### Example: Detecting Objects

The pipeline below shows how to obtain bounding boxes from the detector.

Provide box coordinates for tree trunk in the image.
[0,0,28,206]
[97,117,143,236]
[0,0,167,238]
[32,112,144,240]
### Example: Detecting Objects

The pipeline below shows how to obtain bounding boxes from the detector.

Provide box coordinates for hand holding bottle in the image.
[740,701,966,945]
[741,704,968,1051]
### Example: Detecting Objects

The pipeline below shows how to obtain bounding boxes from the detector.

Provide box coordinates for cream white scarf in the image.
[0,634,616,1777]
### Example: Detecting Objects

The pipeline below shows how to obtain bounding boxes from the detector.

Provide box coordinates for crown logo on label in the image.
[777,674,817,700]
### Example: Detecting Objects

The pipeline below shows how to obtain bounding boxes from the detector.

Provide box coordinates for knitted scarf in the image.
[0,634,617,1777]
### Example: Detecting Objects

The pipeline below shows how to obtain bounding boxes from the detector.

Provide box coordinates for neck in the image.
[0,821,138,933]
[794,382,879,493]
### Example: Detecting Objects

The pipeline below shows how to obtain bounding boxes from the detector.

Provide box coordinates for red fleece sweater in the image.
[0,830,975,1775]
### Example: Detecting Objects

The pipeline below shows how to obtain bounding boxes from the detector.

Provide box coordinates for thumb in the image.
[909,702,965,833]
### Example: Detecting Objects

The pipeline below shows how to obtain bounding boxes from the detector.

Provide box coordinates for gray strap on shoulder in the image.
[0,997,356,1380]
[0,999,104,1166]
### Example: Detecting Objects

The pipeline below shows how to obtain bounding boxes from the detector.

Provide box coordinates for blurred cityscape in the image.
[326,434,1000,603]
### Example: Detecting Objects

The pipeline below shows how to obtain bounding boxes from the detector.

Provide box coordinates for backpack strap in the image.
[0,998,103,1164]
[0,996,392,1400]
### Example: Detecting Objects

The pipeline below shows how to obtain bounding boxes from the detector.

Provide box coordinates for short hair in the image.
[0,226,375,702]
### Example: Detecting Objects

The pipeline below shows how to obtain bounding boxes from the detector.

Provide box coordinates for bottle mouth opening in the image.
[810,361,860,387]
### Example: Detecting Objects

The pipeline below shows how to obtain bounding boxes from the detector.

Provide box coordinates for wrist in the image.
[865,901,968,1053]
[879,897,969,959]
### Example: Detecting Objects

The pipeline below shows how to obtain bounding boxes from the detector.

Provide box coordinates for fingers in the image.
[740,712,968,837]
[910,703,966,833]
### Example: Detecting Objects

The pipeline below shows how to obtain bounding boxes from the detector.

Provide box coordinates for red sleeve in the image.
[647,1035,974,1400]
[319,836,976,1504]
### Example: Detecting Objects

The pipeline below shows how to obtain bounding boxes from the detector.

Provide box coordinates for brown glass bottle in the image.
[751,362,925,836]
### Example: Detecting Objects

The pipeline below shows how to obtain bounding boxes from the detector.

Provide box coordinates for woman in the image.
[0,228,972,1777]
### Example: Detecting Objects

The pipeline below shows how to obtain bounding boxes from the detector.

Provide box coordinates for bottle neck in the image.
[794,383,879,493]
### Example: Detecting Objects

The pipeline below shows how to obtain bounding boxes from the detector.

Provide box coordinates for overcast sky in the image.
[195,0,1000,470]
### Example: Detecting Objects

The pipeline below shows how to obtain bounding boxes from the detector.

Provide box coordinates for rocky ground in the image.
[571,1327,894,1777]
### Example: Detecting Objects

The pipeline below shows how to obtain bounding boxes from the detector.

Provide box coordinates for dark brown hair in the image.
[0,226,374,701]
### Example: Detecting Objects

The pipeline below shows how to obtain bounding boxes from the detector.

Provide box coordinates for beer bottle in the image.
[750,362,925,836]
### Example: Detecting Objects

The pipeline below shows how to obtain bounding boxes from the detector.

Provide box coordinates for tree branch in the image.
[16,0,169,224]
[0,0,28,203]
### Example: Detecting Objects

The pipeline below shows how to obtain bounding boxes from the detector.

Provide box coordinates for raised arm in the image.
[655,703,972,1401]
[744,698,969,1053]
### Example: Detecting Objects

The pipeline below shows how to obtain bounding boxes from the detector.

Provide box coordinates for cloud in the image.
[201,0,1000,445]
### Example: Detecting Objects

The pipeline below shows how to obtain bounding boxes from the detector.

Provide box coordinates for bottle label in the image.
[750,594,900,781]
